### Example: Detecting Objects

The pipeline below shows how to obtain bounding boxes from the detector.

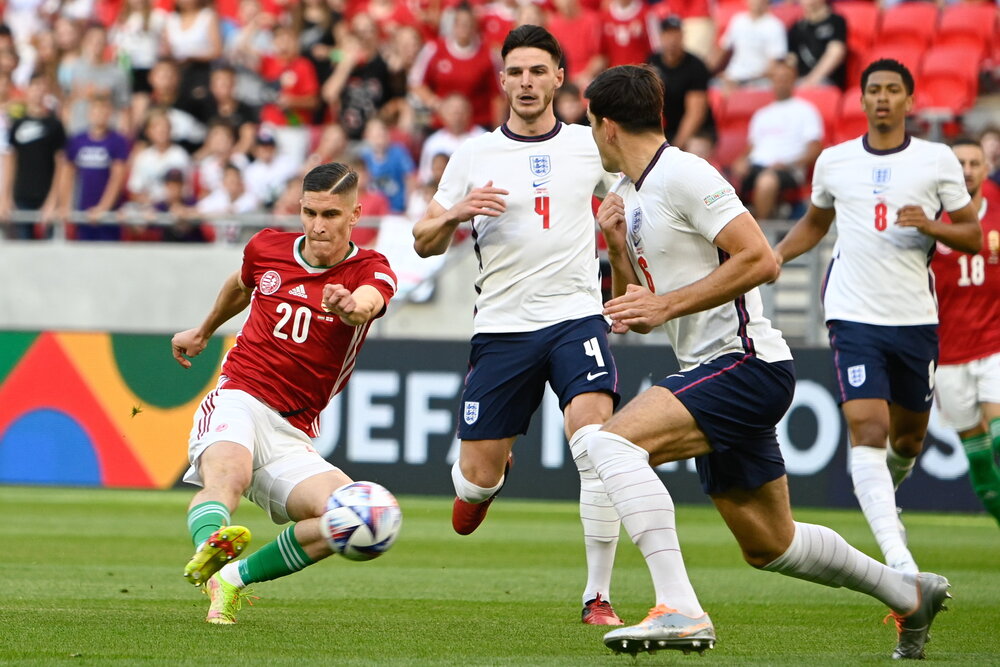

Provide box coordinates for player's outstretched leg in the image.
[887,573,952,660]
[184,525,252,586]
[570,424,623,625]
[451,455,512,535]
[602,606,715,656]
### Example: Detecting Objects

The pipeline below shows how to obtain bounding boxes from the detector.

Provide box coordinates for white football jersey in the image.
[615,144,792,370]
[433,122,618,334]
[812,135,971,325]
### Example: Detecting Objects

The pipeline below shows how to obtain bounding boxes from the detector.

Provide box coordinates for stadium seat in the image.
[934,3,997,57]
[712,126,748,171]
[716,88,775,135]
[794,85,841,145]
[915,46,981,115]
[863,45,923,84]
[771,2,804,29]
[877,3,939,51]
[834,2,880,54]
[833,94,868,144]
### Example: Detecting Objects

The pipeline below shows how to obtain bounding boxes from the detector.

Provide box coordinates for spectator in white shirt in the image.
[712,0,787,92]
[416,93,485,184]
[242,129,298,208]
[731,61,823,220]
[127,109,191,205]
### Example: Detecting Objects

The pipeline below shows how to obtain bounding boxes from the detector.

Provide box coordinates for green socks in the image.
[187,501,230,547]
[961,432,1000,525]
[237,526,314,585]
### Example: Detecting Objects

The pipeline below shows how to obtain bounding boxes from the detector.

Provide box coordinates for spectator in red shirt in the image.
[409,3,500,130]
[546,0,602,88]
[597,0,656,70]
[257,25,320,127]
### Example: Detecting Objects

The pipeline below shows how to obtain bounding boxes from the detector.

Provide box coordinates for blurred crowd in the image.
[0,0,996,241]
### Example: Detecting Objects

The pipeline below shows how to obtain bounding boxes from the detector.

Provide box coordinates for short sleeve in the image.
[357,255,398,319]
[431,139,473,211]
[766,18,788,59]
[830,14,847,43]
[936,146,972,213]
[679,157,748,242]
[112,134,131,161]
[240,232,264,288]
[801,101,824,143]
[689,56,710,91]
[810,149,834,209]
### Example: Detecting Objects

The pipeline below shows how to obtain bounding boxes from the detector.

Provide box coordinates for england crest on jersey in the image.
[847,364,866,387]
[463,401,480,425]
[872,167,891,193]
[529,155,551,177]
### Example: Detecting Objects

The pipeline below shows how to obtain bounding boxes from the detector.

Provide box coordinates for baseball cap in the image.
[660,15,683,31]
[163,168,185,183]
[257,130,277,146]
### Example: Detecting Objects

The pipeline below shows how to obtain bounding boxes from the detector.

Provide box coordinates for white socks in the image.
[763,522,918,613]
[569,424,620,606]
[451,460,503,504]
[885,444,916,490]
[850,445,917,573]
[585,429,704,617]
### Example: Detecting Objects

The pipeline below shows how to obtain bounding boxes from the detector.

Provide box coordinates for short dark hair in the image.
[861,58,914,95]
[501,24,562,65]
[585,65,664,134]
[303,162,359,195]
[950,136,985,154]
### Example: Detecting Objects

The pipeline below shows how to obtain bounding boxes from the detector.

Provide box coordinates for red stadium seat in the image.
[916,46,981,115]
[794,85,841,145]
[833,94,868,144]
[771,2,804,29]
[863,45,923,84]
[716,88,776,135]
[935,3,997,57]
[834,2,880,54]
[877,2,939,51]
[712,126,748,171]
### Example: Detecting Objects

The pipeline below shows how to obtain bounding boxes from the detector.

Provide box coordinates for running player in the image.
[581,63,950,661]
[931,138,1000,525]
[171,162,398,624]
[412,25,624,625]
[773,59,981,573]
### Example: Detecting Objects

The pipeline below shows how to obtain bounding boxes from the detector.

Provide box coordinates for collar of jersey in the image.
[862,133,911,156]
[294,236,357,273]
[500,121,561,142]
[635,141,671,191]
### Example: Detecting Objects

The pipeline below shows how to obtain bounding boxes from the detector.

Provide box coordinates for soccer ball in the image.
[322,481,402,561]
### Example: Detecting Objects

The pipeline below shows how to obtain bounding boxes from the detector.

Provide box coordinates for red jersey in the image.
[600,1,656,69]
[932,180,1000,365]
[220,229,397,436]
[410,38,499,129]
[547,9,602,79]
[259,55,319,127]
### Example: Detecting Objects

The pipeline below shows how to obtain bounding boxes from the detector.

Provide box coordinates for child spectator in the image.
[242,129,298,208]
[358,116,415,214]
[194,120,248,197]
[127,109,191,206]
[63,94,130,240]
[154,167,209,242]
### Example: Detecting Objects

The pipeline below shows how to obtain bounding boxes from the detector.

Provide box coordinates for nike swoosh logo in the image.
[676,622,713,638]
[587,371,608,381]
[873,187,888,194]
[533,179,551,187]
[924,393,934,402]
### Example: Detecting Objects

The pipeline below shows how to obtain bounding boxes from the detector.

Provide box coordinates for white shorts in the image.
[183,389,339,524]
[934,353,1000,431]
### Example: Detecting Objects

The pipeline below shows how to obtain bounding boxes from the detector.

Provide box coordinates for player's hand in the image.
[895,205,935,234]
[603,283,668,335]
[450,181,509,223]
[171,328,208,369]
[596,193,627,251]
[322,283,356,317]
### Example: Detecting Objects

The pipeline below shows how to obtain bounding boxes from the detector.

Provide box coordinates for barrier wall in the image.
[0,332,980,512]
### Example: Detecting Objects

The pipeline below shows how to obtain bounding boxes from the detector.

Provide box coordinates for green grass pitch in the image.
[1,485,998,665]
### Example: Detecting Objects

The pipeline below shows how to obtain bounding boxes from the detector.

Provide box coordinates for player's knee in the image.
[851,422,890,447]
[891,434,924,458]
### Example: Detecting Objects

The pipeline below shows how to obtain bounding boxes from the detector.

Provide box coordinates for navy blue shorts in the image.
[657,353,796,495]
[457,315,620,440]
[827,320,938,412]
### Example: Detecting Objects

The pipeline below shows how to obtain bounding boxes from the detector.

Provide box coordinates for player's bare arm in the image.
[322,283,385,326]
[895,202,982,254]
[604,212,778,334]
[412,181,509,257]
[171,271,252,369]
[596,193,640,301]
[773,204,836,272]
